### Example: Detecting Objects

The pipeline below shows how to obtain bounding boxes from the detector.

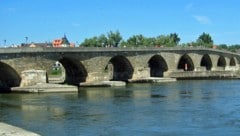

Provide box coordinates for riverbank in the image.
[0,122,40,136]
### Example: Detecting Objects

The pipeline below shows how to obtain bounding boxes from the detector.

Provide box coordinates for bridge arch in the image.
[148,55,168,77]
[200,54,212,71]
[230,57,236,66]
[59,57,87,85]
[177,54,194,71]
[109,55,134,81]
[0,61,21,92]
[217,56,226,67]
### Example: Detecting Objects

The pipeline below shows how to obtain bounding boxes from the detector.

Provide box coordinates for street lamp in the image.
[3,39,6,47]
[25,36,28,44]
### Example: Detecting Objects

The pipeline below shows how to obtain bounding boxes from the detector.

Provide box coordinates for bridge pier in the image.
[20,69,47,87]
[132,67,150,80]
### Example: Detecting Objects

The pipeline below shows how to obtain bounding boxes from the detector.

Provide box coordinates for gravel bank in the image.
[0,122,40,136]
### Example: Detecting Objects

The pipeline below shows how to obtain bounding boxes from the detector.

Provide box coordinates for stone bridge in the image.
[0,47,239,91]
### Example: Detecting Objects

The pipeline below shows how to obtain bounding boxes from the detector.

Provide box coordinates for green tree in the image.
[126,35,138,47]
[143,37,155,47]
[107,30,122,47]
[155,35,175,47]
[80,30,122,47]
[217,44,228,50]
[227,44,240,52]
[154,33,180,47]
[122,35,156,47]
[126,34,145,47]
[81,37,98,47]
[197,32,214,47]
[79,31,182,48]
[155,35,168,47]
[170,33,180,45]
[119,40,127,47]
[98,34,108,47]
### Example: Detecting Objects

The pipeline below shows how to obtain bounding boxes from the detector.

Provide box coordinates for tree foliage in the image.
[98,34,108,47]
[217,44,240,52]
[154,33,180,47]
[80,31,122,47]
[170,33,181,45]
[196,32,214,47]
[81,37,99,47]
[79,30,240,53]
[179,32,215,48]
[80,31,240,51]
[120,33,180,47]
[80,31,181,48]
[107,30,122,47]
[125,34,146,47]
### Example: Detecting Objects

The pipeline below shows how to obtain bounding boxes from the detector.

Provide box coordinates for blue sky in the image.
[1,0,240,46]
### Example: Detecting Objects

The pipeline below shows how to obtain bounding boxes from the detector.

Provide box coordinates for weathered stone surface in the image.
[80,81,126,87]
[12,83,78,93]
[0,122,40,136]
[0,47,239,88]
[128,77,176,83]
[168,71,237,78]
[20,69,47,87]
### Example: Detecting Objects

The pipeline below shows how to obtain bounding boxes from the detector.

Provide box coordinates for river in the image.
[1,80,240,136]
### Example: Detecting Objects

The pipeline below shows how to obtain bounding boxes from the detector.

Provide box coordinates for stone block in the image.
[132,67,150,79]
[20,69,47,87]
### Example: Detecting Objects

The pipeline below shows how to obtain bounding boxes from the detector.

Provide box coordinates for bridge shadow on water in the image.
[0,87,11,93]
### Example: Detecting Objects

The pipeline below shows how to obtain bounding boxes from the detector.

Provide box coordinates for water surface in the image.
[1,80,240,136]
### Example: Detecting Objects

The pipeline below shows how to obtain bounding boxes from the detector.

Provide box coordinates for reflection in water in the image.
[20,105,65,121]
[1,80,240,135]
[150,94,166,98]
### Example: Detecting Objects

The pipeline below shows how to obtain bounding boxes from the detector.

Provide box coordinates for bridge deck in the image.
[0,47,238,57]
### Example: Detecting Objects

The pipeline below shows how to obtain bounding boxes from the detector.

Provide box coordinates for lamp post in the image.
[25,36,28,44]
[3,39,6,47]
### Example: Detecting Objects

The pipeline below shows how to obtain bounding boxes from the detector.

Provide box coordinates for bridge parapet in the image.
[0,47,239,55]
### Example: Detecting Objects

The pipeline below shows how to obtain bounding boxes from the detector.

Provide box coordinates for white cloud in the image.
[193,15,212,25]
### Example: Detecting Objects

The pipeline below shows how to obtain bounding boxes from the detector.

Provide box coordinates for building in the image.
[21,42,52,48]
[52,35,75,48]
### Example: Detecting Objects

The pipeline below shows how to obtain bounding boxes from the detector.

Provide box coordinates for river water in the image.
[1,80,240,136]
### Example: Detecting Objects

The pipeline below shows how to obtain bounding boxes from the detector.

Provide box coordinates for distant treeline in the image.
[80,30,240,52]
[217,44,240,52]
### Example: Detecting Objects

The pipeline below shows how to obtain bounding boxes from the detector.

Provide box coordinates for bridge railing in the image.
[0,46,239,57]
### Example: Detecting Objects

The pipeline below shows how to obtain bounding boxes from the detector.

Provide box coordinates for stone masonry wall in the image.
[20,69,47,87]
